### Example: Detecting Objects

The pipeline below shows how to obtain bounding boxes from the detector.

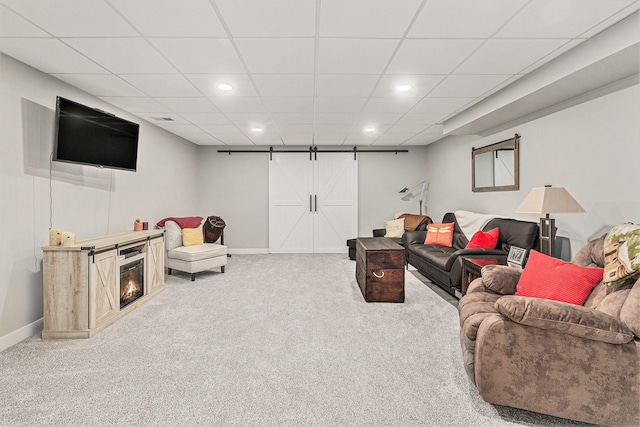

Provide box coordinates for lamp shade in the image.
[515,186,585,214]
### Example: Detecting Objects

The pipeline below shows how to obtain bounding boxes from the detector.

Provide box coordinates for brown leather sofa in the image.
[403,212,539,297]
[458,233,640,425]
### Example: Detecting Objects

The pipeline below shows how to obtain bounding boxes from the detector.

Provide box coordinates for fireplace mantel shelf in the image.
[42,230,165,339]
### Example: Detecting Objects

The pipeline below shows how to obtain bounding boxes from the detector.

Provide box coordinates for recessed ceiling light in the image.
[217,83,233,91]
[396,85,412,92]
[364,127,376,133]
[251,127,263,132]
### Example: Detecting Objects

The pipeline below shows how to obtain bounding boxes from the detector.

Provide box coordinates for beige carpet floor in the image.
[0,254,593,426]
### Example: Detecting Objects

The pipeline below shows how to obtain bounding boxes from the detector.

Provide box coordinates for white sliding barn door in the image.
[313,153,358,252]
[269,153,357,253]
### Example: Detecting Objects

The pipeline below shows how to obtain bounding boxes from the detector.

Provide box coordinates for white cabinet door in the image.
[269,152,357,253]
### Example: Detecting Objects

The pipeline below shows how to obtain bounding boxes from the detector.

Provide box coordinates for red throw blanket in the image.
[156,216,203,229]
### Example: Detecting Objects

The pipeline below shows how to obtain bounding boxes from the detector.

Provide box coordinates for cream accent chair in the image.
[164,220,227,281]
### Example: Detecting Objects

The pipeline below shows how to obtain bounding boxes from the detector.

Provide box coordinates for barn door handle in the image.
[314,195,317,212]
[373,271,385,278]
[309,195,312,212]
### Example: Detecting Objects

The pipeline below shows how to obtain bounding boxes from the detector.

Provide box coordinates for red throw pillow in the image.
[466,227,500,249]
[515,250,604,305]
[424,223,454,247]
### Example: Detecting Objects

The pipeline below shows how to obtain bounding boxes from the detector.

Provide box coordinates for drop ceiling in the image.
[1,0,638,146]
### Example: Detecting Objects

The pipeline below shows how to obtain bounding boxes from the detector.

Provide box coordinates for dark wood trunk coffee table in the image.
[355,237,405,303]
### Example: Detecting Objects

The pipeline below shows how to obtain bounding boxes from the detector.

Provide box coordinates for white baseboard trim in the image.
[0,318,43,353]
[227,248,269,255]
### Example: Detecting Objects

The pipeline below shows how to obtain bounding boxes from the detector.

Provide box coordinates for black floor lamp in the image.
[515,185,585,257]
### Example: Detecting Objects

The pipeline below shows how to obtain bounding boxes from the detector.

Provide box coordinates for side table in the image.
[460,257,507,297]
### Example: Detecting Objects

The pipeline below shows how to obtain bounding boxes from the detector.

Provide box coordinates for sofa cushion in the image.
[182,228,203,246]
[603,223,640,284]
[466,227,499,249]
[496,295,634,344]
[620,277,640,337]
[483,217,538,253]
[515,250,604,305]
[384,218,405,238]
[168,243,227,262]
[459,291,502,340]
[410,244,458,270]
[425,223,454,246]
[164,220,183,252]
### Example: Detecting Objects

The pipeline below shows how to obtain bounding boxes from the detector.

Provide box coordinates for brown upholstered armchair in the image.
[458,233,639,426]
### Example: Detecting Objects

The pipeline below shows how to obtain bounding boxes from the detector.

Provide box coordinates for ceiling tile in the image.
[386,123,431,134]
[271,112,314,125]
[224,113,273,127]
[0,0,137,37]
[64,38,176,74]
[387,39,483,74]
[395,113,447,125]
[455,39,570,75]
[100,97,170,113]
[356,113,403,126]
[410,97,475,113]
[428,75,511,98]
[0,5,49,36]
[496,0,639,38]
[0,39,108,73]
[281,133,313,145]
[278,125,314,133]
[316,74,379,97]
[262,97,314,113]
[318,38,399,74]
[363,97,421,114]
[209,96,265,113]
[186,74,257,97]
[409,0,528,38]
[314,113,359,125]
[109,0,226,37]
[371,134,414,145]
[314,124,353,133]
[580,3,640,37]
[199,124,240,134]
[150,38,244,74]
[180,112,231,125]
[156,97,217,113]
[320,0,423,38]
[315,97,367,113]
[235,38,315,74]
[252,74,314,97]
[344,133,379,146]
[371,74,445,97]
[191,136,225,145]
[247,132,283,146]
[214,0,315,37]
[120,74,201,97]
[212,132,254,145]
[313,133,348,145]
[52,74,144,97]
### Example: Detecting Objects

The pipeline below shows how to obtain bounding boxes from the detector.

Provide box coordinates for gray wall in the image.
[425,83,640,254]
[0,54,200,350]
[196,146,429,251]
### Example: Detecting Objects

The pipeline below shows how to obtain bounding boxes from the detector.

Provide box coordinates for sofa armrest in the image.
[481,265,521,295]
[403,230,426,246]
[372,228,386,237]
[496,296,635,344]
[443,248,506,270]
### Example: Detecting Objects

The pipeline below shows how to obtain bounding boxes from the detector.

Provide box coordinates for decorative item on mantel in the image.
[61,231,76,246]
[134,218,143,231]
[49,229,62,246]
[515,185,585,257]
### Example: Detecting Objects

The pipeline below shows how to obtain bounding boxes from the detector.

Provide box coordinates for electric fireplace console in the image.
[42,230,165,339]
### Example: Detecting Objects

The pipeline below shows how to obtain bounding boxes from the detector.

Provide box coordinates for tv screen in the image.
[53,96,139,171]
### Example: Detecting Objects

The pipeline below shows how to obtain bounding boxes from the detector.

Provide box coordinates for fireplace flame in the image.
[121,280,141,300]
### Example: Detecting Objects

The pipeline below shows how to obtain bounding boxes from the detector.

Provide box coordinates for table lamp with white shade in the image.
[515,185,585,257]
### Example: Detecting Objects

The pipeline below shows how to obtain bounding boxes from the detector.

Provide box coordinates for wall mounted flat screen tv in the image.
[54,96,139,171]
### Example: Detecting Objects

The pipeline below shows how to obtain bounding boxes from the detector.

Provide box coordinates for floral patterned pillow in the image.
[604,223,640,284]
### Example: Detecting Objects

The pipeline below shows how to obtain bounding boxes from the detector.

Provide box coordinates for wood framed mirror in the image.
[472,134,520,192]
